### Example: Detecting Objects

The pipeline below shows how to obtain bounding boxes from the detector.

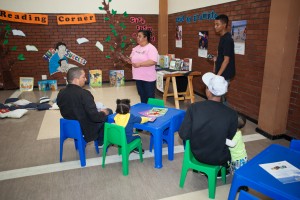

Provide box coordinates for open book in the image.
[139,107,168,118]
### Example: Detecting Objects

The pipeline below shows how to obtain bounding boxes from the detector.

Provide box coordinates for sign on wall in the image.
[231,20,247,55]
[0,9,48,25]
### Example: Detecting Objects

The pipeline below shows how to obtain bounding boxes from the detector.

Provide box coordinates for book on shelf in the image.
[182,58,192,71]
[139,107,168,118]
[20,77,34,91]
[158,55,169,68]
[89,69,102,87]
[109,70,125,87]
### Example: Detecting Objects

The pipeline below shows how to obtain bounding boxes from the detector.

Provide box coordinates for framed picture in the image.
[38,80,57,91]
[20,77,34,91]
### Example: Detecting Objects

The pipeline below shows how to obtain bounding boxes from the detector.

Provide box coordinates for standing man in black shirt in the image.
[213,14,235,104]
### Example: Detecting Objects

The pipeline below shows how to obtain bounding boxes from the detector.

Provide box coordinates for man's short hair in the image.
[215,14,229,28]
[67,67,83,84]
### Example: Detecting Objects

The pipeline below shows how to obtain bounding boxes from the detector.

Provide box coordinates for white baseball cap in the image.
[202,72,228,96]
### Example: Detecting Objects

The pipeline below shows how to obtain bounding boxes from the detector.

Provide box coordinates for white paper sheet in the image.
[12,29,25,37]
[76,37,89,44]
[95,41,104,51]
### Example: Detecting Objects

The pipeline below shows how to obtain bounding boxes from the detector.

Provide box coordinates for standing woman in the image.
[130,30,158,103]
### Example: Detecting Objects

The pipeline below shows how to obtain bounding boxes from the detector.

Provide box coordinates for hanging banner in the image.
[0,9,48,25]
[57,14,96,25]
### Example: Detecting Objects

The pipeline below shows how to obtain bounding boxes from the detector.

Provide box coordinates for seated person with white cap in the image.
[179,72,238,169]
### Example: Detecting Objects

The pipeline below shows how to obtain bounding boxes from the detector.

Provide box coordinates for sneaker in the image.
[217,169,230,179]
[98,144,104,149]
[132,148,145,154]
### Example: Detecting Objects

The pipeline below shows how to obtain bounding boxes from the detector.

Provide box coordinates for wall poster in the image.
[231,20,247,55]
[175,25,182,48]
[198,31,208,58]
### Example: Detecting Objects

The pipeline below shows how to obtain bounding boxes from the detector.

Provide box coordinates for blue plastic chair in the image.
[60,118,99,167]
[238,190,259,200]
[290,139,300,152]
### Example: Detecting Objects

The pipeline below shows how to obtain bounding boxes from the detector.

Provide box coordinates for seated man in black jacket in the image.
[57,67,112,146]
[179,72,237,167]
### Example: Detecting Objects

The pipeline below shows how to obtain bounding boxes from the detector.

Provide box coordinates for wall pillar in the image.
[257,0,300,137]
[158,0,168,54]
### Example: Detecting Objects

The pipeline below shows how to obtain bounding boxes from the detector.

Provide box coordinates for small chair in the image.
[60,118,99,167]
[238,190,259,200]
[102,122,143,176]
[147,98,165,107]
[179,140,226,199]
[290,139,300,152]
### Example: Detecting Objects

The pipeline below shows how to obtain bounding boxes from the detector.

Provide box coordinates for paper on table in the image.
[259,160,300,184]
[26,45,38,51]
[95,41,104,51]
[12,29,26,37]
[77,37,89,44]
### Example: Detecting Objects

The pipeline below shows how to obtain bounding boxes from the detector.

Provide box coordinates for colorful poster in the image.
[232,20,247,55]
[89,69,102,87]
[109,70,125,87]
[176,25,182,48]
[38,80,57,91]
[198,31,208,58]
[156,71,164,92]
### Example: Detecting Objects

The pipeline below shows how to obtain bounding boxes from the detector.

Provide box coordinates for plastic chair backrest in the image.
[105,123,127,146]
[238,190,260,200]
[60,118,82,139]
[290,139,300,152]
[147,98,165,107]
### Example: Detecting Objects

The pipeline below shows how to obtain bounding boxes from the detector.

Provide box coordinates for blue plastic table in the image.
[108,103,185,168]
[228,144,300,200]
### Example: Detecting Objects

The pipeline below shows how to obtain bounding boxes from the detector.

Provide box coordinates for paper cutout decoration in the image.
[12,29,25,37]
[26,45,38,51]
[77,37,89,44]
[95,41,104,52]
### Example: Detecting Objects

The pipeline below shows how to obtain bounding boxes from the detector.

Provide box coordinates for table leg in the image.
[163,77,170,103]
[187,75,195,103]
[153,131,163,168]
[171,77,180,109]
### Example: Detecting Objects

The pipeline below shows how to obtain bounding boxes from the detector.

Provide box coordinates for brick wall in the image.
[168,0,271,120]
[1,14,158,86]
[287,33,300,136]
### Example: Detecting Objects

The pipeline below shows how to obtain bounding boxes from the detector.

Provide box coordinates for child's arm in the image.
[226,138,237,147]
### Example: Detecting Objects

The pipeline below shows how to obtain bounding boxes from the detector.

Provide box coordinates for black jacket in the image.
[179,100,237,165]
[57,84,107,142]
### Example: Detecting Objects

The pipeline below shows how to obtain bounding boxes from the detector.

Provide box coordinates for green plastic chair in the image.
[147,98,165,107]
[179,140,226,199]
[102,122,143,176]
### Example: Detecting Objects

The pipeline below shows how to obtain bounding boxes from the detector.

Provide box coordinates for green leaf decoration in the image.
[104,17,110,21]
[111,29,116,34]
[98,7,104,10]
[105,35,111,42]
[121,42,126,48]
[3,39,8,45]
[119,22,126,29]
[122,36,127,40]
[110,46,115,51]
[112,9,117,15]
[113,32,118,37]
[5,24,11,31]
[109,0,112,2]
[11,46,17,51]
[18,54,25,61]
[106,55,111,59]
[109,24,115,29]
[123,11,128,17]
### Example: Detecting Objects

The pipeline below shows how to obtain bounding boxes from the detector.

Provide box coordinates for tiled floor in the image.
[0,82,290,200]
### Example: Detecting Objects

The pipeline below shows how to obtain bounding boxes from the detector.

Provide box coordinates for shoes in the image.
[98,144,104,149]
[217,169,230,179]
[131,148,145,154]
